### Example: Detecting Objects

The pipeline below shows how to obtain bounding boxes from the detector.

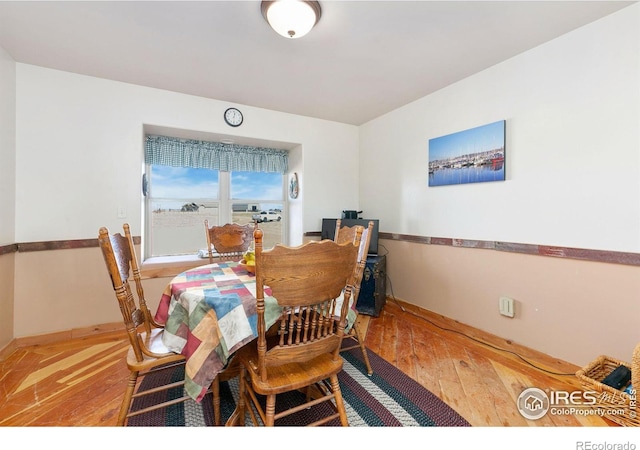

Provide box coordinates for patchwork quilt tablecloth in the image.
[154,262,282,402]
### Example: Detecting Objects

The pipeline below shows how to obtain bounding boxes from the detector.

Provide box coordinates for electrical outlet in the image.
[499,296,515,317]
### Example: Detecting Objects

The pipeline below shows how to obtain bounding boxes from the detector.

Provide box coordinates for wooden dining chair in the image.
[227,225,363,426]
[334,219,375,376]
[204,220,254,264]
[98,224,233,426]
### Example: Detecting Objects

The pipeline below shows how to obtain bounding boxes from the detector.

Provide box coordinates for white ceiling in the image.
[0,1,634,125]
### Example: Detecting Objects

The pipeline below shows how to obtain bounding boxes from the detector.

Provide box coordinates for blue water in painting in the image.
[429,164,504,187]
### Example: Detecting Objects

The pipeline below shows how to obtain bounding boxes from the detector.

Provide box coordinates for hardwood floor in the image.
[0,298,614,427]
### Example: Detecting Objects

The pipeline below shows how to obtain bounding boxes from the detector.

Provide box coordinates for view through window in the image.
[146,165,285,258]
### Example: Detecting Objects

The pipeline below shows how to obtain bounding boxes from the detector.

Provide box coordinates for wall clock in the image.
[224,107,243,127]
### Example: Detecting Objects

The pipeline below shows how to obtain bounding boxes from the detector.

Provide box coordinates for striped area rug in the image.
[127,347,470,427]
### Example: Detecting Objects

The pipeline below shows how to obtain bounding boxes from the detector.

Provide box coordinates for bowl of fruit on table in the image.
[239,251,256,274]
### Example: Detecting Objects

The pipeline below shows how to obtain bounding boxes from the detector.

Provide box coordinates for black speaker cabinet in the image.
[356,254,386,317]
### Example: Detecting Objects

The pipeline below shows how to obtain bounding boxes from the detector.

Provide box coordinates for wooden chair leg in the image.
[118,370,138,426]
[245,388,260,426]
[225,366,246,426]
[212,376,221,426]
[265,394,277,426]
[329,374,349,426]
[353,323,373,376]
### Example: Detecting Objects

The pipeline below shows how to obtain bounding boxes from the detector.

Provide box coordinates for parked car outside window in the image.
[252,210,282,223]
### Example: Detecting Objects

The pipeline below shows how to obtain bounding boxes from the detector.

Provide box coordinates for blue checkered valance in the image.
[145,135,288,173]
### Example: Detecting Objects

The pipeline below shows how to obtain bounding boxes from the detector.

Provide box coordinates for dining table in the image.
[153,261,283,402]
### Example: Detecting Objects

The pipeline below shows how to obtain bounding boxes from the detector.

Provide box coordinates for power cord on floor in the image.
[377,243,575,377]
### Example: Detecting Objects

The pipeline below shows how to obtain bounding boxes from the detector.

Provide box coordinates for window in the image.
[144,135,288,259]
[231,171,284,251]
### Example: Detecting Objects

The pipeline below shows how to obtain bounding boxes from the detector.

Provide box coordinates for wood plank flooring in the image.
[0,298,615,427]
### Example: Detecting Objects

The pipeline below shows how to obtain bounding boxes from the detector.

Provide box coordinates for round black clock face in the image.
[224,108,243,127]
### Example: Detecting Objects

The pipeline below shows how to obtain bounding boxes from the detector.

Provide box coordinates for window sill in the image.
[140,254,208,279]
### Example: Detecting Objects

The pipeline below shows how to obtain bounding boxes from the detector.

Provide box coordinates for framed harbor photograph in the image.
[428,120,505,187]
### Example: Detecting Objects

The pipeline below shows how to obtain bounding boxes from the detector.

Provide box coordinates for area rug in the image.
[127,347,470,427]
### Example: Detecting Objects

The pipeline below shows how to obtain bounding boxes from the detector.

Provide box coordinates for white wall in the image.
[0,44,16,349]
[287,145,304,246]
[0,45,16,245]
[14,66,359,244]
[11,65,359,338]
[359,4,640,365]
[360,4,640,253]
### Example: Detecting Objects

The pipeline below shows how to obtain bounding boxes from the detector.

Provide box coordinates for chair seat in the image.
[125,328,185,371]
[237,344,344,395]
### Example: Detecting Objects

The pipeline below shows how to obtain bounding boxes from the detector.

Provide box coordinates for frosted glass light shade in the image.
[261,1,321,39]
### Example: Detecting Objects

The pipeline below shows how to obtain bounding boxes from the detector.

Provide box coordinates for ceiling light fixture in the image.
[261,1,321,39]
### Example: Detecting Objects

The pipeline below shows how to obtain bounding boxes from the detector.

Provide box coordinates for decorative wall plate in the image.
[289,172,299,199]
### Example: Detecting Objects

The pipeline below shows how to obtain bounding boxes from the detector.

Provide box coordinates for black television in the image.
[321,218,379,256]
